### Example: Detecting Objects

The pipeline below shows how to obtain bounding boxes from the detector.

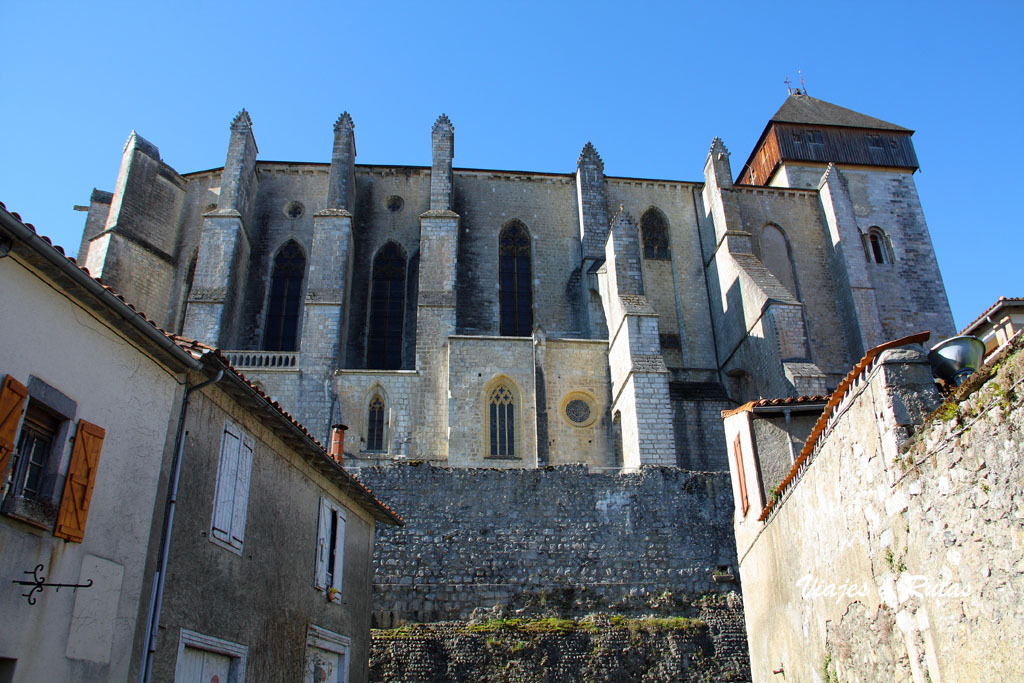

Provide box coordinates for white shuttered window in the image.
[315,497,346,597]
[211,422,254,553]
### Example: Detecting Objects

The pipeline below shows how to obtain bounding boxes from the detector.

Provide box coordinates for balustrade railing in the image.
[223,350,298,370]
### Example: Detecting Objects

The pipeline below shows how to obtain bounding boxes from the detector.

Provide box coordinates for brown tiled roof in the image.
[959,296,1024,336]
[756,331,931,522]
[770,93,911,132]
[721,394,829,418]
[0,201,403,526]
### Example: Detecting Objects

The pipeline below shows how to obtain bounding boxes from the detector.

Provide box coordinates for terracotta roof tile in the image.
[721,394,829,418]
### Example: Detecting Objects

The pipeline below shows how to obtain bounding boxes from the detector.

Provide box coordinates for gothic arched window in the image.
[499,222,532,336]
[489,384,516,458]
[366,394,385,452]
[367,242,406,369]
[640,208,670,260]
[264,240,305,351]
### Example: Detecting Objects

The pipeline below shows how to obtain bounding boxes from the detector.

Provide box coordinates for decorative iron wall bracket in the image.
[12,563,93,605]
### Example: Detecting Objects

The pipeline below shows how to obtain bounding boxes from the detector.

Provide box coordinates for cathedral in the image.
[77,92,955,470]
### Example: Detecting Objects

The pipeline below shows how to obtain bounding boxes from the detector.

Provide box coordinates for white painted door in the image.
[178,646,232,683]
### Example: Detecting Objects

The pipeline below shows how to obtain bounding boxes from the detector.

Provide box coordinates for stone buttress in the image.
[598,210,675,467]
[82,131,186,326]
[183,110,259,347]
[413,115,459,459]
[298,113,357,441]
[701,138,827,398]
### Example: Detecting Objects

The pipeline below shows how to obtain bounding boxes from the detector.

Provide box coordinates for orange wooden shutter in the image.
[0,375,29,480]
[54,420,106,542]
[733,434,749,517]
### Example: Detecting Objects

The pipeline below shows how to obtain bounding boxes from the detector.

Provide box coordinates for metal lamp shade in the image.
[928,336,986,386]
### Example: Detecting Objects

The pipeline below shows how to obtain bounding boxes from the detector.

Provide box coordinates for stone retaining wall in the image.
[353,464,739,626]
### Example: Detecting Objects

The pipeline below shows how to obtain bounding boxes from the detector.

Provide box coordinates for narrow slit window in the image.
[367,243,407,369]
[499,223,532,336]
[366,395,385,452]
[264,241,305,351]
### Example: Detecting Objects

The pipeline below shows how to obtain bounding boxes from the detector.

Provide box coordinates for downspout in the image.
[140,369,223,683]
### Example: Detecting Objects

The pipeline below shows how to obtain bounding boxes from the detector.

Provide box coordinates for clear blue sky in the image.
[2,1,1021,330]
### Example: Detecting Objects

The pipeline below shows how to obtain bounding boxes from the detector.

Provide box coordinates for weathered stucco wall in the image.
[155,384,379,683]
[0,255,180,683]
[731,344,1024,682]
[354,463,740,626]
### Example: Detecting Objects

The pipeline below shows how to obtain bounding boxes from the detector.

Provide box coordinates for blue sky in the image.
[2,1,1021,330]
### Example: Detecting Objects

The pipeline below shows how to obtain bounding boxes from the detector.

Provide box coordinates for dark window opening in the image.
[489,385,516,457]
[870,233,886,264]
[641,208,670,260]
[8,403,58,498]
[867,135,884,149]
[367,243,406,369]
[499,223,532,336]
[367,395,385,451]
[326,508,339,586]
[263,241,305,351]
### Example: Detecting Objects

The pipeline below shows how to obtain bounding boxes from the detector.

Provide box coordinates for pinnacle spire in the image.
[334,112,354,132]
[231,109,253,131]
[577,142,604,173]
[432,114,454,133]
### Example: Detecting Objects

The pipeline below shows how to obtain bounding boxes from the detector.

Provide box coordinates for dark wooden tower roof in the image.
[737,93,918,186]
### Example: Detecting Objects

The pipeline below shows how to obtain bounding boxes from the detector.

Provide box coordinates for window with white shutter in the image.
[315,497,346,599]
[211,422,253,554]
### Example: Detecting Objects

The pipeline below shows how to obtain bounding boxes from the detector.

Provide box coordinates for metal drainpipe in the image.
[140,370,223,683]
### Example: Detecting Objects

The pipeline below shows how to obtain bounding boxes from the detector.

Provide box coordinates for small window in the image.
[488,384,516,458]
[864,227,894,265]
[175,629,248,683]
[211,422,254,554]
[640,208,670,260]
[315,498,346,599]
[366,395,385,452]
[561,392,598,428]
[7,403,59,499]
[305,625,351,683]
[867,135,884,149]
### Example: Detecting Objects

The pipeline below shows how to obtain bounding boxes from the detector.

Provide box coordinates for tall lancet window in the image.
[264,240,305,351]
[499,221,532,336]
[640,208,670,259]
[367,242,406,369]
[489,384,516,458]
[366,394,385,452]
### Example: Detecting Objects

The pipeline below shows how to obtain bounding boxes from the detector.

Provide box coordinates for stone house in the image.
[75,92,956,473]
[0,203,401,682]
